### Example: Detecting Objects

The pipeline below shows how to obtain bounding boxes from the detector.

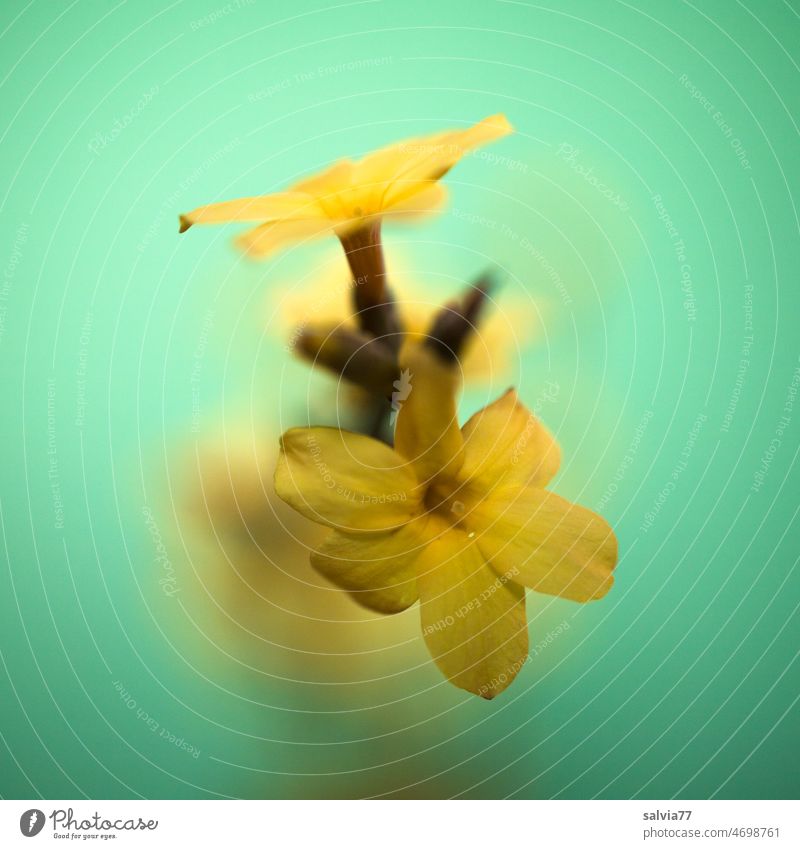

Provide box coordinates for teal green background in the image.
[1,0,798,799]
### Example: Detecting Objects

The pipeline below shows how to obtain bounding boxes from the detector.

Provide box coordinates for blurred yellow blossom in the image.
[271,251,542,386]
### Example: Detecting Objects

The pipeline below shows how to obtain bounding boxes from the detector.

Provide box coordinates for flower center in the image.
[424,476,473,528]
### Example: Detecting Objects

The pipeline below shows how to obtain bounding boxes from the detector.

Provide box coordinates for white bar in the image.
[2,800,796,847]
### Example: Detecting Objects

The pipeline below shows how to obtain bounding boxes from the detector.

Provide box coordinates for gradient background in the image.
[1,0,798,800]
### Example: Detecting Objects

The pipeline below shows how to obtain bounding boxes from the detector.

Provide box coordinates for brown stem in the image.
[425,271,498,363]
[295,324,398,396]
[338,221,401,351]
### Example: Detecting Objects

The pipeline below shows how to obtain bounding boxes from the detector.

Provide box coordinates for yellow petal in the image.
[355,114,514,213]
[459,389,561,491]
[311,515,433,613]
[394,341,464,484]
[381,181,449,222]
[236,217,333,258]
[470,485,617,602]
[291,159,354,202]
[416,525,528,698]
[458,113,515,143]
[274,427,420,532]
[179,191,322,232]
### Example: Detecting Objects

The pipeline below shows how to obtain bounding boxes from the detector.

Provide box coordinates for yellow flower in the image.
[274,341,618,698]
[178,114,513,258]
